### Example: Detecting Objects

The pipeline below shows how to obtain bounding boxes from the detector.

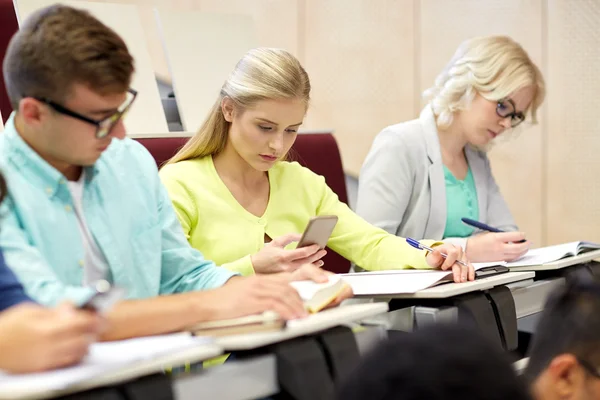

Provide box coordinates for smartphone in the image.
[79,280,126,314]
[297,215,339,249]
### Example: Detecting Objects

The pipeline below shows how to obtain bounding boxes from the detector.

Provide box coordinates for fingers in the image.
[436,246,461,271]
[287,248,327,269]
[271,233,303,248]
[495,231,527,243]
[285,245,324,262]
[254,278,307,319]
[290,264,329,283]
[502,241,530,260]
[53,310,103,338]
[467,262,475,281]
[50,336,93,370]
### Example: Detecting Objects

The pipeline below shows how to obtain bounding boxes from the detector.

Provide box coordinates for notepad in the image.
[340,262,506,295]
[0,333,213,397]
[290,274,349,313]
[506,241,600,268]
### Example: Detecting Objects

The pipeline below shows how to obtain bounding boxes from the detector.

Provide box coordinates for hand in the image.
[213,275,308,320]
[466,232,530,262]
[250,233,327,274]
[288,263,329,283]
[0,302,103,373]
[288,265,354,309]
[426,243,474,283]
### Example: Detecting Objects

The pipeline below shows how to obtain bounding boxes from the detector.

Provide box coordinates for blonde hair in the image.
[424,36,545,130]
[166,48,310,165]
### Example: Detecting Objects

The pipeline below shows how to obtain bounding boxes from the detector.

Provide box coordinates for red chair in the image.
[0,0,19,124]
[134,136,189,169]
[135,132,351,273]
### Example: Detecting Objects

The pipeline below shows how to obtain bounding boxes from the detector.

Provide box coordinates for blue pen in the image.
[406,238,469,267]
[461,218,526,243]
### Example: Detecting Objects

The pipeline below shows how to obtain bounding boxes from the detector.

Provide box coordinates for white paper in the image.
[0,333,211,395]
[340,270,453,295]
[339,262,506,295]
[506,241,600,267]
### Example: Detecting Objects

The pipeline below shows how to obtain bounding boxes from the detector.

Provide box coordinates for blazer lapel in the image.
[465,147,487,222]
[421,106,446,238]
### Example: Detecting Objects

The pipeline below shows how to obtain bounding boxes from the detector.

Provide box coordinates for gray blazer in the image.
[356,105,517,249]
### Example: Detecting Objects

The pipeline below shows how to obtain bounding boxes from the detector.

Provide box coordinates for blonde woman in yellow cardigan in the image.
[159,48,474,284]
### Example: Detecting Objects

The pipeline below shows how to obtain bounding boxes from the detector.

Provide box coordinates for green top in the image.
[442,166,479,239]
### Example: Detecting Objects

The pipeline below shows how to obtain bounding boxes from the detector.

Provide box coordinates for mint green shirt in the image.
[442,166,479,239]
[0,113,236,306]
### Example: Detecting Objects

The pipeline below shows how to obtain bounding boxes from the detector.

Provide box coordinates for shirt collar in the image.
[3,112,100,194]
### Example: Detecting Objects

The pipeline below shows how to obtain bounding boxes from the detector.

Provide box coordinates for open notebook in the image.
[506,241,600,268]
[0,334,215,399]
[190,276,349,336]
[340,262,507,296]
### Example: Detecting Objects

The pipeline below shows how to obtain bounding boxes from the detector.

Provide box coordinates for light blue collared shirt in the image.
[0,114,236,306]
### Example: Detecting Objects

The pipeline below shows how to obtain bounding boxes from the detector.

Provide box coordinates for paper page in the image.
[341,270,454,295]
[0,333,211,395]
[342,262,505,277]
[506,242,582,267]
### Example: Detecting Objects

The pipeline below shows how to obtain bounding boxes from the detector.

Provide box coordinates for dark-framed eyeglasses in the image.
[496,98,525,128]
[31,88,137,138]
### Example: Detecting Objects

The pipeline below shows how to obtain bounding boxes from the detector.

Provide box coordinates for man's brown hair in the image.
[2,4,134,109]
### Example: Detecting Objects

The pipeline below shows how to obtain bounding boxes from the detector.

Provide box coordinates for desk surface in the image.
[508,250,600,271]
[1,343,222,400]
[216,302,389,351]
[355,271,535,299]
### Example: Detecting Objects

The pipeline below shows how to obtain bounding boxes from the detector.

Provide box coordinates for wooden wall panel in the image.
[546,0,600,244]
[156,10,256,132]
[419,0,545,245]
[302,0,416,176]
[15,0,169,134]
[195,0,301,58]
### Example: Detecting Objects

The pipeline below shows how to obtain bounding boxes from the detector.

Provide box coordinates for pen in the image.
[461,218,526,243]
[406,238,469,267]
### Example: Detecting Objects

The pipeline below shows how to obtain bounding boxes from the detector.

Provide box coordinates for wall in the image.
[67,0,600,245]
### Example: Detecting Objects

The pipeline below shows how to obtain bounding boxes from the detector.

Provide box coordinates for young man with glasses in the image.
[525,270,600,400]
[0,4,320,341]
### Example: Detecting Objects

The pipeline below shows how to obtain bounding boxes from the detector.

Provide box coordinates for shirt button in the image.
[59,179,66,185]
[65,205,72,212]
[257,218,266,226]
[78,260,84,267]
[45,187,52,194]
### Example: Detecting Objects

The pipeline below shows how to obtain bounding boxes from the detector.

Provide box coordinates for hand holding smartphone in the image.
[297,215,339,249]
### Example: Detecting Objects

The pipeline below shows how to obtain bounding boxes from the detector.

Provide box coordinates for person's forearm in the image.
[100,292,217,341]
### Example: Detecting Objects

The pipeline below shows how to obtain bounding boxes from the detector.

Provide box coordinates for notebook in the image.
[340,262,507,295]
[506,241,600,268]
[190,276,349,336]
[0,334,214,398]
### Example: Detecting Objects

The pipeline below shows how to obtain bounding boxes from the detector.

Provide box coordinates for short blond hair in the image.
[424,36,545,130]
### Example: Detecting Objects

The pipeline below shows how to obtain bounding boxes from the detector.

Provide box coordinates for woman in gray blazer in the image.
[356,36,545,262]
